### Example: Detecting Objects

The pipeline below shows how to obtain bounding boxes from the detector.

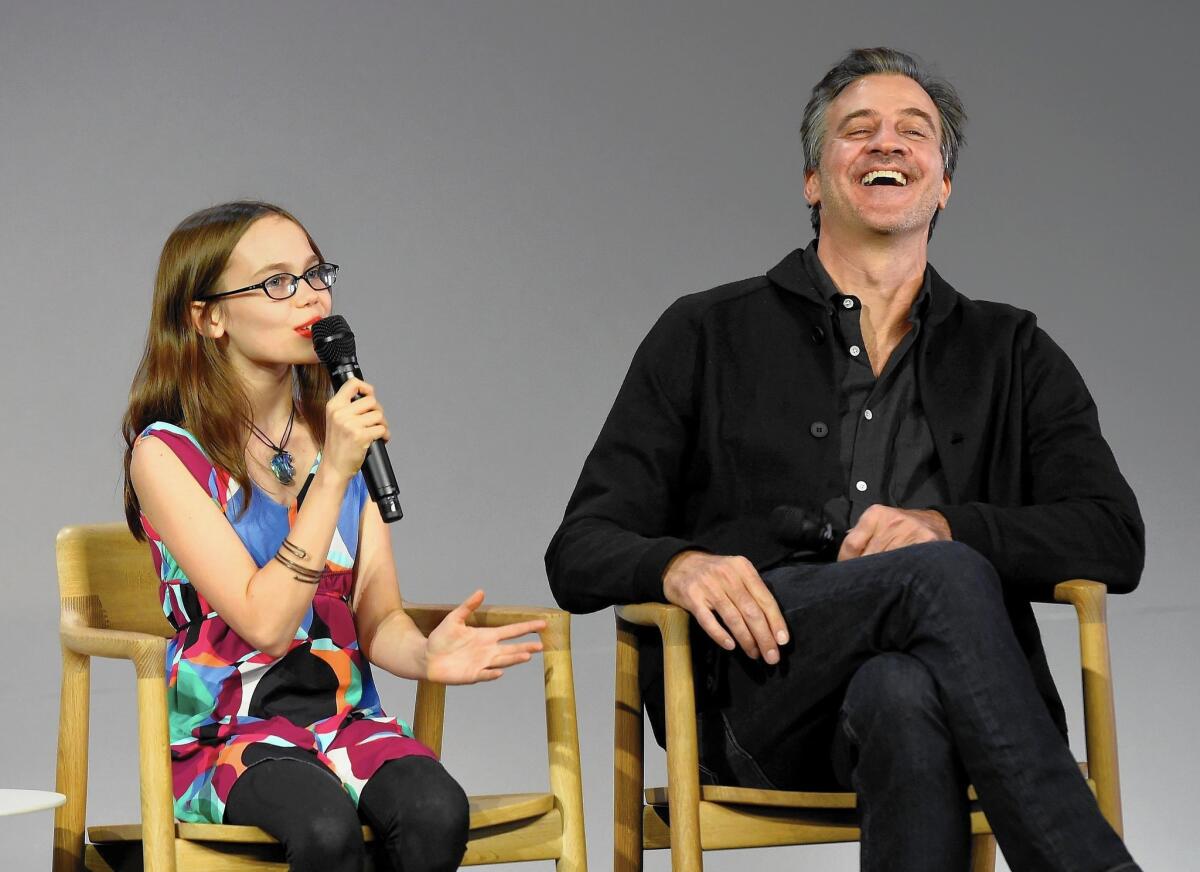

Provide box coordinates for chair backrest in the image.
[56,523,173,638]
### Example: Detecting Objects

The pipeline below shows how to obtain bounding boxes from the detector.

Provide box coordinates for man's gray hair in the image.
[801,47,967,237]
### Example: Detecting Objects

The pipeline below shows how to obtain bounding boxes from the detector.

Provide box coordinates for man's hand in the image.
[662,551,789,663]
[837,505,952,562]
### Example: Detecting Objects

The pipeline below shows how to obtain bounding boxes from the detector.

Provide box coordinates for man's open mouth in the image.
[861,170,908,186]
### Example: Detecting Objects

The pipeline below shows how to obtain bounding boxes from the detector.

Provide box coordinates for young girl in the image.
[122,201,544,871]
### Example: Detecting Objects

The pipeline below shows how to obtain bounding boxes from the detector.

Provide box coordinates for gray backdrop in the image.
[2,1,1196,869]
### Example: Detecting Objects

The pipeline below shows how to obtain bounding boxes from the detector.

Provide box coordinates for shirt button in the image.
[863,409,873,420]
[843,297,855,309]
[849,345,861,357]
[811,325,826,344]
[810,421,829,438]
[856,480,868,492]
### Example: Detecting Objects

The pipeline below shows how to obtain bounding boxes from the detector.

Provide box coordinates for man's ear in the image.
[190,301,225,340]
[803,168,821,208]
[939,173,952,210]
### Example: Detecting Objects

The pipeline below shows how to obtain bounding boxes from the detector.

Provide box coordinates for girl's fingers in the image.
[492,640,542,657]
[331,378,373,406]
[489,651,533,669]
[496,620,546,641]
[449,589,486,623]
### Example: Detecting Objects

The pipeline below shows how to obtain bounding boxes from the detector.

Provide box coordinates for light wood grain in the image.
[614,617,644,872]
[1055,578,1123,836]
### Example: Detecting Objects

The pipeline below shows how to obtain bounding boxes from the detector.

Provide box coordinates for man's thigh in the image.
[705,542,983,789]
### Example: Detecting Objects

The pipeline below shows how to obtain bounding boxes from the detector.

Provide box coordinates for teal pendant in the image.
[270,450,296,485]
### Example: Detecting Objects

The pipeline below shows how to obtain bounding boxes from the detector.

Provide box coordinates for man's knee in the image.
[904,540,1002,610]
[844,652,941,731]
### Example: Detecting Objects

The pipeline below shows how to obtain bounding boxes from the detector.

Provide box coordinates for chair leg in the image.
[133,646,178,872]
[615,619,644,872]
[970,833,997,872]
[542,628,588,872]
[660,618,702,872]
[1076,590,1124,836]
[54,646,90,872]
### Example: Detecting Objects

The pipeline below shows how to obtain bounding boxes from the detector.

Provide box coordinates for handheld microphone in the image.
[311,315,404,523]
[769,504,846,556]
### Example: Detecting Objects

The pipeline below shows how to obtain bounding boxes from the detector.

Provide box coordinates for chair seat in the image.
[643,761,1091,810]
[640,768,1096,851]
[88,791,554,845]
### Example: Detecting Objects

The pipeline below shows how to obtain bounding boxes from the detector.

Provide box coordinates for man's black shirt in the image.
[799,243,950,531]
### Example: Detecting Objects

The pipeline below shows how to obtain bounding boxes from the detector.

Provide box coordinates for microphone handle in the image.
[327,360,404,522]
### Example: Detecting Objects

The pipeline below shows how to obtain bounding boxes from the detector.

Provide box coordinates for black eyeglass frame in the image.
[195,262,340,301]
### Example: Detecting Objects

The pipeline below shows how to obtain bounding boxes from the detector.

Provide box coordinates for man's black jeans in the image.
[697,541,1139,872]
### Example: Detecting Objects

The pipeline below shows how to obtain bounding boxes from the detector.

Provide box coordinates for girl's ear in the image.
[190,301,225,339]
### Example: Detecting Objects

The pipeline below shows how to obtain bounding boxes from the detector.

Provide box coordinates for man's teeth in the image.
[861,170,908,186]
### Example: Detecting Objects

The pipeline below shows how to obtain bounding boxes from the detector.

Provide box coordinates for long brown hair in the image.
[122,201,332,538]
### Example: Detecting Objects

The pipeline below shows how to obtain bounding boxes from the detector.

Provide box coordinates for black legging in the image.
[224,756,469,872]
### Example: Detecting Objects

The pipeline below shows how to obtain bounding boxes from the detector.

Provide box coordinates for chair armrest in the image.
[1052,578,1108,622]
[402,602,571,651]
[1051,579,1123,834]
[60,624,167,677]
[615,602,676,626]
[57,622,176,869]
[614,602,703,844]
[616,602,690,639]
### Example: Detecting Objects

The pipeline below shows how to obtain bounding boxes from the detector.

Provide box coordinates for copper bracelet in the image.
[273,552,322,584]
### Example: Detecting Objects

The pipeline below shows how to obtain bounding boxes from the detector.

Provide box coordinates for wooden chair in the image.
[614,580,1123,871]
[53,523,588,871]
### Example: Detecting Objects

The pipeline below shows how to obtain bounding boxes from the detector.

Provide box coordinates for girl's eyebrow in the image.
[251,256,320,279]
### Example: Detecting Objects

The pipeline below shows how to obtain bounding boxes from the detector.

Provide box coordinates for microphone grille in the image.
[311,315,357,365]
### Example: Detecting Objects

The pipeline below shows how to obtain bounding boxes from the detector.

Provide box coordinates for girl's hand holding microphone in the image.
[322,377,390,485]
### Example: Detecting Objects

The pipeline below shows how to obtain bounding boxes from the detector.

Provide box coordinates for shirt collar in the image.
[767,240,933,322]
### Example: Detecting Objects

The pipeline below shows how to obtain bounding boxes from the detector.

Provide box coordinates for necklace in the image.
[248,406,297,485]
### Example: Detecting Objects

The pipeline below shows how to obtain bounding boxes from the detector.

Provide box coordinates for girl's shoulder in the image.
[135,421,225,503]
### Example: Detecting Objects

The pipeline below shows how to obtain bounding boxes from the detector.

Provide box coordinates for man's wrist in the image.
[662,549,705,600]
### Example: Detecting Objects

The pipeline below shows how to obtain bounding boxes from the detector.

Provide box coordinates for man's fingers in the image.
[838,528,869,561]
[711,595,760,659]
[860,528,891,556]
[727,588,779,662]
[742,572,789,647]
[841,507,946,560]
[692,607,737,652]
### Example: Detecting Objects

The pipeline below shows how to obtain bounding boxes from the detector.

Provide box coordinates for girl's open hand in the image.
[424,590,545,685]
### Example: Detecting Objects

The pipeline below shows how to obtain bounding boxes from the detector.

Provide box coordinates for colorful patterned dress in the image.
[136,422,436,824]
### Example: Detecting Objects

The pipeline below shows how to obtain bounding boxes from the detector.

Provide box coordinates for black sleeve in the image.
[545,301,704,614]
[936,325,1145,594]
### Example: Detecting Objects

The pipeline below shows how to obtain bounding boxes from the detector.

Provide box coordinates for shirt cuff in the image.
[633,537,703,604]
[932,503,993,562]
